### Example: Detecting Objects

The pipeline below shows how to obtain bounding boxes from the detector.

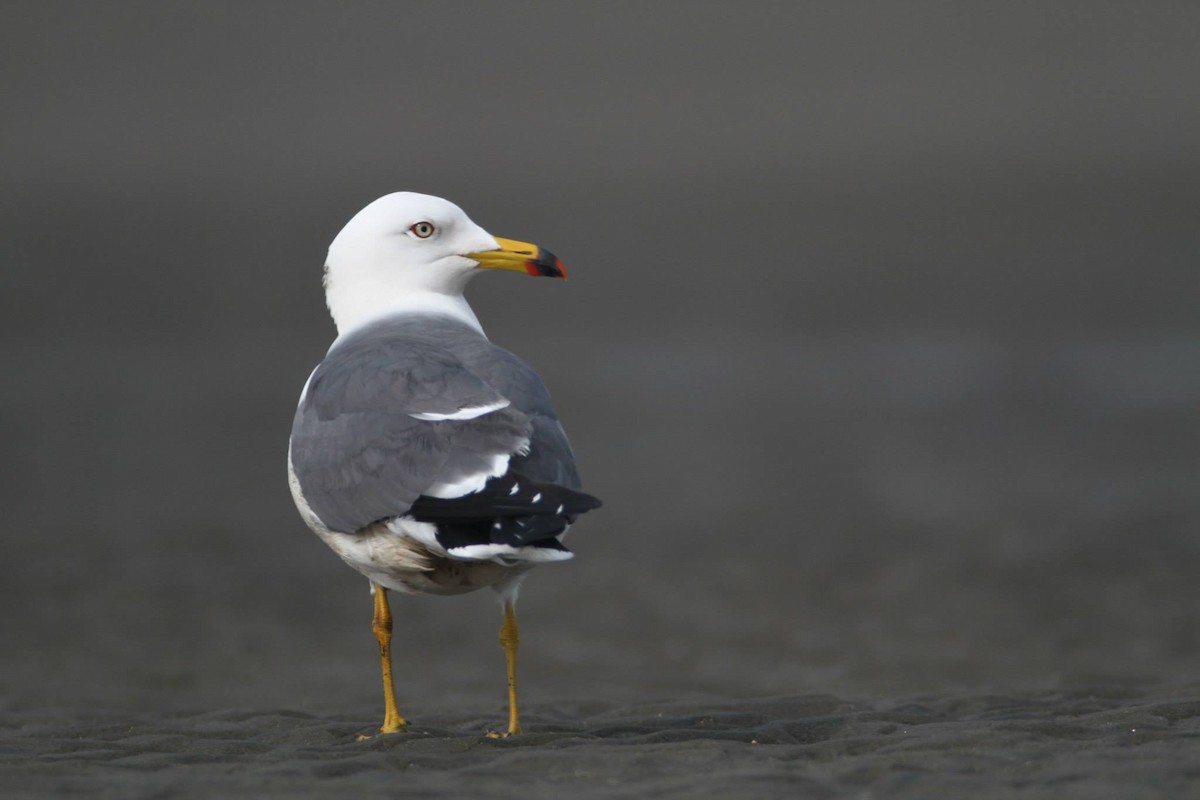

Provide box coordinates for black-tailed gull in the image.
[288,192,601,737]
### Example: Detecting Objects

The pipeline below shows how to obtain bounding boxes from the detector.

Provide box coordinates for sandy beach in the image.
[5,685,1199,798]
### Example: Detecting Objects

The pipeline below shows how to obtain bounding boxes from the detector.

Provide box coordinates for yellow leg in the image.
[499,602,522,736]
[371,584,407,735]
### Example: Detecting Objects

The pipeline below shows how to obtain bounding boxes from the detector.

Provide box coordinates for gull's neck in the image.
[332,291,485,340]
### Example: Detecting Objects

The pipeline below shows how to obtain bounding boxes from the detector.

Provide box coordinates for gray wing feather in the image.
[289,315,583,533]
[452,337,583,490]
[290,322,532,533]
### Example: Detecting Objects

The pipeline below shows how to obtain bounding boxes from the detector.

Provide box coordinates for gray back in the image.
[290,314,582,533]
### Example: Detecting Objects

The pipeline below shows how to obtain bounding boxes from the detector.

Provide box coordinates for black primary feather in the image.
[409,472,602,549]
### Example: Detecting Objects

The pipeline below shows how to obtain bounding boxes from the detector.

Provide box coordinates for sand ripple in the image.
[3,685,1198,798]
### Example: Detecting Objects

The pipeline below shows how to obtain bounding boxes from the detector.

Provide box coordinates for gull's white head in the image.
[323,192,565,335]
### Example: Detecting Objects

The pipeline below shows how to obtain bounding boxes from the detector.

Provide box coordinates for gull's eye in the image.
[409,221,436,239]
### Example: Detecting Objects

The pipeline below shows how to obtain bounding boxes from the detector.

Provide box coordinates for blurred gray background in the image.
[1,2,1197,715]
